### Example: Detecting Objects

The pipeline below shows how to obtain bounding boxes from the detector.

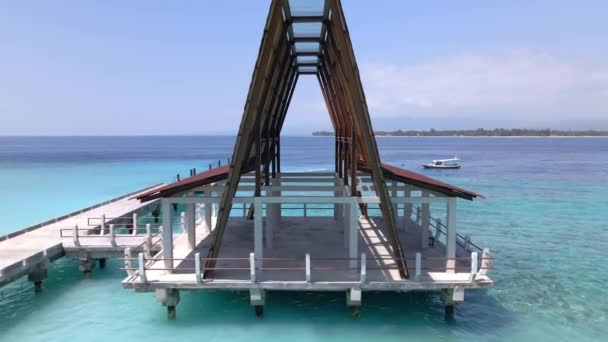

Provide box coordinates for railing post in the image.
[138,252,147,283]
[73,225,81,247]
[360,252,366,283]
[415,252,421,280]
[250,252,256,282]
[100,214,106,235]
[469,251,478,281]
[146,224,152,251]
[305,253,311,283]
[303,203,307,217]
[195,252,202,284]
[464,235,471,253]
[109,224,116,247]
[476,248,491,279]
[132,213,138,235]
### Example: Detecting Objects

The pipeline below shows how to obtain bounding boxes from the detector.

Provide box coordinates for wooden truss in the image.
[205,0,409,278]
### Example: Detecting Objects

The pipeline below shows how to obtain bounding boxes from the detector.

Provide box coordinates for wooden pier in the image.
[0,184,163,289]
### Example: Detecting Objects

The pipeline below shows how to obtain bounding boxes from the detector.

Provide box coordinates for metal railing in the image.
[122,250,494,285]
[59,223,162,249]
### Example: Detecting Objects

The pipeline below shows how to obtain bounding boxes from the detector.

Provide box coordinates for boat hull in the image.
[422,164,461,169]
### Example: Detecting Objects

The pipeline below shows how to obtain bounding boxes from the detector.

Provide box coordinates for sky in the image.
[1,0,607,136]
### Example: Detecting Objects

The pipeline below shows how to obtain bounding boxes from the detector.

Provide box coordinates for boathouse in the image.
[122,0,493,319]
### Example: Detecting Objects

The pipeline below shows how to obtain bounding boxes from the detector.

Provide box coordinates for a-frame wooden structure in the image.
[205,0,409,278]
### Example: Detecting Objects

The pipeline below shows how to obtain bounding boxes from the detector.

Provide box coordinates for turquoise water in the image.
[1,136,607,341]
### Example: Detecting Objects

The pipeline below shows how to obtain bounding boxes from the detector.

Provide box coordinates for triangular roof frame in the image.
[206,0,409,278]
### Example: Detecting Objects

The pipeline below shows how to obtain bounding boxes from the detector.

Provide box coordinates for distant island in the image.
[312,128,608,137]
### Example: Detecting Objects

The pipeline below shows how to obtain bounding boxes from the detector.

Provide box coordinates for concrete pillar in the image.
[346,288,362,318]
[446,198,457,273]
[421,191,430,249]
[79,257,94,278]
[27,265,48,293]
[161,198,174,272]
[343,200,350,248]
[186,203,196,249]
[403,187,412,231]
[270,177,281,224]
[204,191,212,232]
[156,288,180,320]
[250,288,265,318]
[334,178,342,220]
[391,181,399,221]
[349,200,358,269]
[441,287,464,320]
[254,197,263,268]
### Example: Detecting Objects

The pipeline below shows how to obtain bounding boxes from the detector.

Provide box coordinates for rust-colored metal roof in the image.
[136,165,230,202]
[380,163,482,200]
[137,163,480,202]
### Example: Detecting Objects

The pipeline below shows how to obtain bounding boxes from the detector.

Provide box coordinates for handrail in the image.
[0,183,163,242]
[123,249,493,285]
[429,216,483,253]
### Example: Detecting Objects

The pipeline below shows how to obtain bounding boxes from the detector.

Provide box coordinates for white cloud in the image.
[360,50,608,120]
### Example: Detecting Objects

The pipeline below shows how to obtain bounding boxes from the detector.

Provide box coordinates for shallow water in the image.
[0,136,607,341]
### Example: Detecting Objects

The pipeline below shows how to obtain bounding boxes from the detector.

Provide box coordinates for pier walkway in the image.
[0,184,163,288]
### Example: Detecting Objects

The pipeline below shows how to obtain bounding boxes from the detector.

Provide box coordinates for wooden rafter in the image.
[205,0,409,278]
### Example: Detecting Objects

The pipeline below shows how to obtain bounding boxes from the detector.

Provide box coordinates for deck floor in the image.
[148,215,468,283]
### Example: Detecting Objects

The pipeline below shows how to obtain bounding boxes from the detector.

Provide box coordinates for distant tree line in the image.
[312,128,608,137]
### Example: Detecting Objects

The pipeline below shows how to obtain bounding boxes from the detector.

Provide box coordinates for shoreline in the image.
[312,135,608,138]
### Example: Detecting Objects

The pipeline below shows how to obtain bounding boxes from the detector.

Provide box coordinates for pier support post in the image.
[441,287,464,321]
[79,257,94,278]
[250,288,265,318]
[156,288,180,320]
[346,288,362,318]
[27,265,48,293]
[98,258,107,269]
[421,191,430,249]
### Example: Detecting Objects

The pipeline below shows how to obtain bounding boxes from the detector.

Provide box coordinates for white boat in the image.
[422,157,461,169]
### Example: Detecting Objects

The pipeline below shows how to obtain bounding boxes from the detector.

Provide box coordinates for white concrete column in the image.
[391,181,399,221]
[265,202,273,250]
[334,178,342,220]
[274,176,281,223]
[343,199,350,248]
[268,177,281,232]
[254,197,263,268]
[186,203,196,249]
[403,186,412,231]
[421,191,430,249]
[161,198,173,272]
[446,197,457,273]
[204,191,212,232]
[349,199,359,268]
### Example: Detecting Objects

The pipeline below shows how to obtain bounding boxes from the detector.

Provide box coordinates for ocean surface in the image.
[0,136,607,342]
